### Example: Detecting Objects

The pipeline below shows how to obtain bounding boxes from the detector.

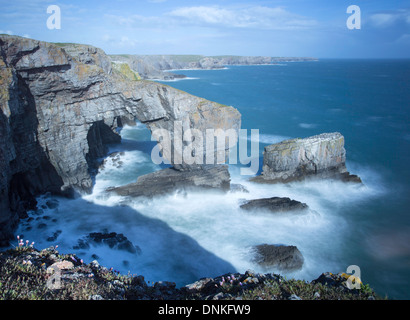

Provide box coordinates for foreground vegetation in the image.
[0,244,382,300]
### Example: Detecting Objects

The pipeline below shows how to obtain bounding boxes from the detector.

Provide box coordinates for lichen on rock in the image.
[252,132,362,184]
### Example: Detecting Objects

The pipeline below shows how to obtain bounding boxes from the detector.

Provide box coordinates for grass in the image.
[0,244,383,301]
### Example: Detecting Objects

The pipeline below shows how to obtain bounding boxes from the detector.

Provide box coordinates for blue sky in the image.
[1,0,409,58]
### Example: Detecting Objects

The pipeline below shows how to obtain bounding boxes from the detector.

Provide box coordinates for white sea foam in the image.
[156,77,199,82]
[165,67,229,71]
[299,123,317,129]
[13,125,386,287]
[248,133,291,145]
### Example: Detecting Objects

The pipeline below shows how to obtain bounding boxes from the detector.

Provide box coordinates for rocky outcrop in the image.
[252,132,361,184]
[74,231,141,255]
[251,244,304,271]
[0,246,379,300]
[108,165,231,198]
[54,43,113,75]
[240,197,308,213]
[0,35,241,245]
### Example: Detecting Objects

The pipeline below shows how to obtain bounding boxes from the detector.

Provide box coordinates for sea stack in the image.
[252,132,361,184]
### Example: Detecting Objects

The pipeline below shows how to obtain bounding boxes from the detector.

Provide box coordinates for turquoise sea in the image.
[159,60,410,299]
[13,60,410,300]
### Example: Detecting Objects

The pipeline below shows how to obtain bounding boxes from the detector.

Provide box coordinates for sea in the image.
[12,59,410,299]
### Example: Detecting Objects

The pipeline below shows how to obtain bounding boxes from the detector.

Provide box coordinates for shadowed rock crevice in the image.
[0,63,65,245]
[85,120,122,180]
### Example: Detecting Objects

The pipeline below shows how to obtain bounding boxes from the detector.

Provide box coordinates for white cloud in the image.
[395,34,410,44]
[168,5,317,30]
[369,13,399,28]
[0,30,14,35]
[101,33,139,48]
[104,13,163,28]
[105,5,317,31]
[368,9,410,28]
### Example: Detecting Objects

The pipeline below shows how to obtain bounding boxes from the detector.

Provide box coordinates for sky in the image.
[0,0,409,58]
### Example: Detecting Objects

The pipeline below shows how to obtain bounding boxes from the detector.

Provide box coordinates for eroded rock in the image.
[0,35,241,244]
[74,231,141,255]
[240,197,308,214]
[109,165,231,198]
[252,132,361,184]
[251,244,304,271]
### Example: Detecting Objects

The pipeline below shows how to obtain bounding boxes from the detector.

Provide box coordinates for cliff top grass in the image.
[112,61,141,81]
[0,243,383,301]
[52,42,92,48]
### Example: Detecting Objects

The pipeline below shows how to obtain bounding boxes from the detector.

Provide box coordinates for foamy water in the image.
[14,124,384,288]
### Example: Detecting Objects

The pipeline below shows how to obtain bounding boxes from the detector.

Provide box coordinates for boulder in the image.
[252,132,361,184]
[108,165,230,198]
[251,244,304,271]
[240,197,308,214]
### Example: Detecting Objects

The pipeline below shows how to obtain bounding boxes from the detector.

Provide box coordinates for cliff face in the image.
[109,55,318,80]
[0,35,241,245]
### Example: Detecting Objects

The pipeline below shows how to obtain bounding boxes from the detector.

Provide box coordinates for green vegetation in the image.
[111,62,141,81]
[0,245,383,300]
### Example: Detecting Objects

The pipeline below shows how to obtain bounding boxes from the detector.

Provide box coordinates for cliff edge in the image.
[0,35,241,245]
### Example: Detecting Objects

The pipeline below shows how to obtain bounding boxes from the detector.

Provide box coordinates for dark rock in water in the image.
[230,183,249,193]
[251,244,304,271]
[108,165,231,198]
[46,199,59,209]
[47,230,62,242]
[240,197,308,213]
[73,238,91,250]
[339,172,362,183]
[251,132,362,184]
[99,152,125,171]
[75,232,141,254]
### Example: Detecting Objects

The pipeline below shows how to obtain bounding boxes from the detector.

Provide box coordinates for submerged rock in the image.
[74,232,141,255]
[98,152,125,171]
[251,244,304,271]
[240,197,308,214]
[229,183,249,193]
[252,132,362,184]
[108,165,231,198]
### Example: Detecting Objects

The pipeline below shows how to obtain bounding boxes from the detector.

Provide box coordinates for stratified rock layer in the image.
[109,54,318,80]
[253,132,361,184]
[251,244,304,271]
[109,165,231,198]
[240,197,308,213]
[0,35,241,245]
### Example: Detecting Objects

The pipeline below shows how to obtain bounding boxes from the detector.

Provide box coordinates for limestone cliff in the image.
[109,54,318,80]
[0,35,241,245]
[252,132,361,184]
